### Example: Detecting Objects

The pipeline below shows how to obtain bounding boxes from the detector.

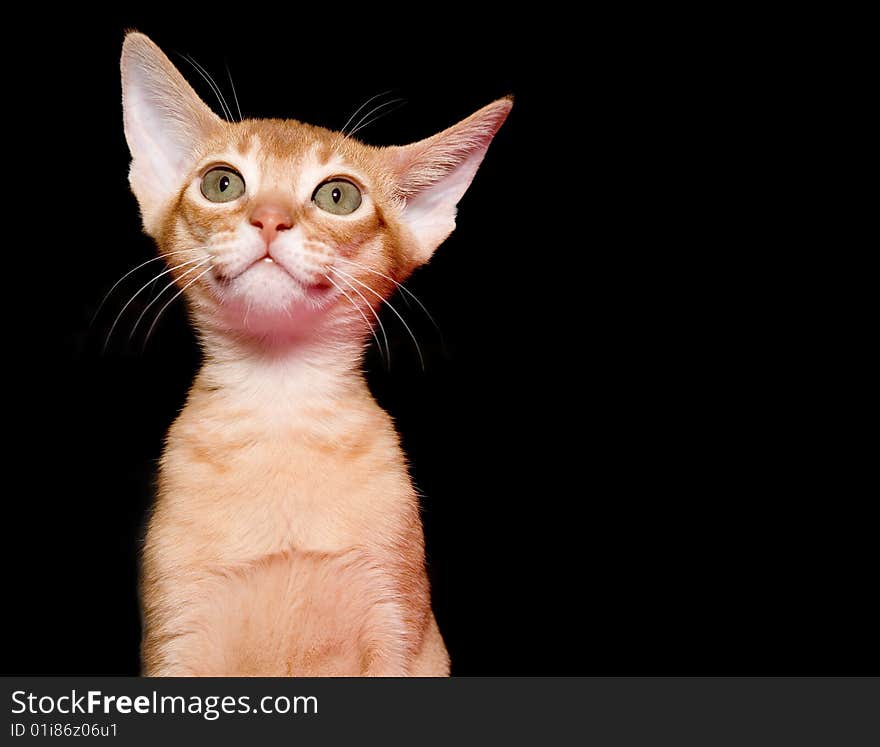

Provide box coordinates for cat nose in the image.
[249,205,293,246]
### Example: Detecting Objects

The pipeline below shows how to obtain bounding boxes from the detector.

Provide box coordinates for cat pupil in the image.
[219,176,229,192]
[332,187,341,203]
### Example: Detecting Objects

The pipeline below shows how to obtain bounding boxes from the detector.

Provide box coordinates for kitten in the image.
[120,32,510,676]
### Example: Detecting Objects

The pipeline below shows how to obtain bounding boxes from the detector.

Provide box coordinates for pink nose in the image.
[249,205,293,246]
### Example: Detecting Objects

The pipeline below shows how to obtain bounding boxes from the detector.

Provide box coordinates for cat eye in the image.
[200,167,246,203]
[313,179,362,215]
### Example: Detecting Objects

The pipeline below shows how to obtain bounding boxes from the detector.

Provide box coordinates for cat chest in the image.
[155,427,411,560]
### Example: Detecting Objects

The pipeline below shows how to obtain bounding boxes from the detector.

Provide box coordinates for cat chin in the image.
[222,260,303,302]
[211,261,334,335]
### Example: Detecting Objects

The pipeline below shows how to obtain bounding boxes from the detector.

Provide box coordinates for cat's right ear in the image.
[121,32,224,233]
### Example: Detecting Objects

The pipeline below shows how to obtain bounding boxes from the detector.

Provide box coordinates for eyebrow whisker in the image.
[179,53,234,121]
[346,99,406,141]
[331,90,393,152]
[225,63,243,121]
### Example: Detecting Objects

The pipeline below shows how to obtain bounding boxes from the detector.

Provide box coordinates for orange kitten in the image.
[120,32,510,676]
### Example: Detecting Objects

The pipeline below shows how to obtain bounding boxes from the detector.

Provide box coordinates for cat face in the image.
[121,33,510,340]
[152,122,410,329]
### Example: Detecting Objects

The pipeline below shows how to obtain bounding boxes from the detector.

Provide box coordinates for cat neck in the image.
[193,320,372,416]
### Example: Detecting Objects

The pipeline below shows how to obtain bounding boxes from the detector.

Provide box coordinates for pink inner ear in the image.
[393,98,512,199]
[121,33,225,234]
[385,98,511,264]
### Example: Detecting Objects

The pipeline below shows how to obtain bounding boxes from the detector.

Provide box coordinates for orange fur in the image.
[121,33,509,676]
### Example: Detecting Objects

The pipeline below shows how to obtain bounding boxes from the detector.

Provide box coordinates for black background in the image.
[3,11,871,676]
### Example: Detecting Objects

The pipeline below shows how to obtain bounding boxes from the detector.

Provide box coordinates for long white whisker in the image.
[143,267,214,350]
[335,257,442,333]
[341,91,392,135]
[324,274,385,363]
[347,100,406,140]
[187,54,234,120]
[328,270,391,369]
[225,64,242,121]
[181,54,233,121]
[91,249,201,326]
[331,91,392,152]
[332,268,425,371]
[129,259,212,341]
[103,256,207,352]
[346,98,403,136]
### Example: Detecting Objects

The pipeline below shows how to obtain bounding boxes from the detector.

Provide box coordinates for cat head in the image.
[120,32,510,342]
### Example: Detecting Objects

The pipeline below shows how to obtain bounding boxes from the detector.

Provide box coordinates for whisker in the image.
[180,54,234,121]
[335,257,442,334]
[143,266,214,350]
[328,270,391,370]
[186,54,234,121]
[331,91,393,152]
[324,274,385,365]
[340,91,392,136]
[103,256,208,353]
[347,100,406,140]
[331,268,425,371]
[225,64,242,121]
[129,259,212,341]
[90,249,201,326]
[346,98,403,136]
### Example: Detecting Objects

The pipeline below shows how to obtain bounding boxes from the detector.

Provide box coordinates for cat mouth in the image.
[253,256,285,273]
[249,254,286,273]
[219,255,329,292]
[218,254,290,283]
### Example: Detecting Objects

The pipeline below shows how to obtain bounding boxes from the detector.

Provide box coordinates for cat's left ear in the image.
[121,32,224,233]
[388,97,512,265]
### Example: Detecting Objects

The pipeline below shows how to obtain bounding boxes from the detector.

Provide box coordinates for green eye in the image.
[313,179,362,215]
[200,167,246,203]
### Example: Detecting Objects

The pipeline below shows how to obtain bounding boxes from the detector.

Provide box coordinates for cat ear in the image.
[121,32,224,232]
[389,97,512,264]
